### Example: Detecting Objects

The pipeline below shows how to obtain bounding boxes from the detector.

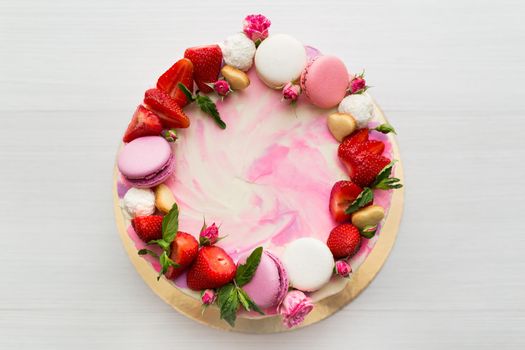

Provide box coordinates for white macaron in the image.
[254,34,307,89]
[283,237,334,292]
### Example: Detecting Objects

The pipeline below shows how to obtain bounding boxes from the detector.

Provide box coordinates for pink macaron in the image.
[117,136,174,188]
[238,251,288,309]
[300,55,350,109]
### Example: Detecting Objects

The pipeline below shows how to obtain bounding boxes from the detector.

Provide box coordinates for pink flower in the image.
[282,82,300,102]
[213,80,231,96]
[201,289,216,305]
[161,129,177,142]
[350,72,367,94]
[335,260,352,278]
[200,223,219,245]
[243,14,271,43]
[278,290,314,328]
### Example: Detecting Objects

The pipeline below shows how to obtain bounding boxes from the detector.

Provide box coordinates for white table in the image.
[1,1,524,348]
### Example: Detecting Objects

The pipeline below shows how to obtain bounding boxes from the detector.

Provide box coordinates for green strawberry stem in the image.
[371,161,403,190]
[345,187,374,215]
[373,123,397,135]
[177,83,227,129]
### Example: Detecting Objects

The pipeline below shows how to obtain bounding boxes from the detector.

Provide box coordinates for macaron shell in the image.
[283,238,334,292]
[123,153,174,189]
[239,251,288,309]
[118,136,172,179]
[300,55,350,109]
[255,34,307,89]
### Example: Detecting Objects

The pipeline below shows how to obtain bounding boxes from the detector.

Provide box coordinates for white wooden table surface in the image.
[1,0,524,348]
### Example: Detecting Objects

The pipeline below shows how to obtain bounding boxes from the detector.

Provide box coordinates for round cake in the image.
[114,14,403,330]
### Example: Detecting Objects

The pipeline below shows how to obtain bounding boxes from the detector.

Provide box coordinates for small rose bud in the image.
[282,82,300,102]
[335,260,352,278]
[200,223,219,245]
[278,290,314,329]
[243,14,271,44]
[350,76,367,94]
[213,80,231,96]
[201,289,216,305]
[161,129,178,142]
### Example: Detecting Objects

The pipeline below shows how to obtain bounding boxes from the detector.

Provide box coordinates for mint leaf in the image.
[137,249,159,258]
[374,123,396,134]
[371,161,403,190]
[157,251,179,281]
[360,225,378,239]
[345,188,374,215]
[195,95,226,129]
[237,288,264,315]
[177,82,195,102]
[235,247,263,287]
[161,203,179,244]
[217,283,239,327]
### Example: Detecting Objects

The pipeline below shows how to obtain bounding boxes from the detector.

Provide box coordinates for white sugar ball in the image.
[338,93,375,128]
[220,33,256,71]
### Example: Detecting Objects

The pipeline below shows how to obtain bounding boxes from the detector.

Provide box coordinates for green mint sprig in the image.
[373,123,397,135]
[371,161,403,190]
[216,247,265,327]
[137,203,180,280]
[178,83,226,129]
[345,187,374,215]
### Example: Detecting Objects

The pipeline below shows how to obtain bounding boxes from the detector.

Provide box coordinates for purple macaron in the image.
[238,251,289,309]
[117,136,174,188]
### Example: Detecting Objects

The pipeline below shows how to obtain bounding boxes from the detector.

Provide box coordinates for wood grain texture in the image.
[0,0,524,349]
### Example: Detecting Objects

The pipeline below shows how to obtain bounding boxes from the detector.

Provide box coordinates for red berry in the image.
[131,215,163,243]
[165,232,199,280]
[342,152,391,187]
[122,105,163,143]
[184,45,223,93]
[143,88,190,129]
[329,181,365,223]
[327,224,362,259]
[186,246,236,290]
[157,58,194,107]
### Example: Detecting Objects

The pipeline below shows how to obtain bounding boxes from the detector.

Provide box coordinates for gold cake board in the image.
[113,104,404,333]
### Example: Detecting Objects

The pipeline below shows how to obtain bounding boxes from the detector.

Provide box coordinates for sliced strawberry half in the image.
[123,105,163,143]
[165,232,199,280]
[157,58,194,107]
[342,152,391,187]
[329,181,366,223]
[144,88,190,129]
[184,45,223,93]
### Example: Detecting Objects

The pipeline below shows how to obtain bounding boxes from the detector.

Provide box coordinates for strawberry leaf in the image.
[177,82,196,102]
[195,95,227,129]
[374,123,397,134]
[217,283,239,327]
[161,203,179,245]
[157,251,179,281]
[237,288,264,315]
[235,247,263,287]
[345,188,374,215]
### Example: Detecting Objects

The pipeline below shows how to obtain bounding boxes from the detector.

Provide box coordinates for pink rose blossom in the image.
[350,72,367,94]
[282,82,300,102]
[278,290,314,328]
[213,80,231,96]
[335,260,352,278]
[243,14,271,43]
[200,223,219,245]
[201,289,216,305]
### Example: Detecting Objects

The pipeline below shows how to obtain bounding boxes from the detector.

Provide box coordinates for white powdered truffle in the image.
[123,187,155,217]
[220,33,256,71]
[338,94,375,128]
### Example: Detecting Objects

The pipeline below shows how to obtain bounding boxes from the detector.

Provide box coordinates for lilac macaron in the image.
[117,136,174,188]
[300,55,350,109]
[239,251,289,309]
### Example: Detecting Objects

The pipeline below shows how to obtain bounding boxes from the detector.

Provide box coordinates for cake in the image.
[115,14,403,329]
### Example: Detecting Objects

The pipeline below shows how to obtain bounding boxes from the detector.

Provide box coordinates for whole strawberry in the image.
[184,45,223,93]
[165,232,199,280]
[327,224,362,259]
[186,246,236,290]
[342,152,391,188]
[131,215,164,242]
